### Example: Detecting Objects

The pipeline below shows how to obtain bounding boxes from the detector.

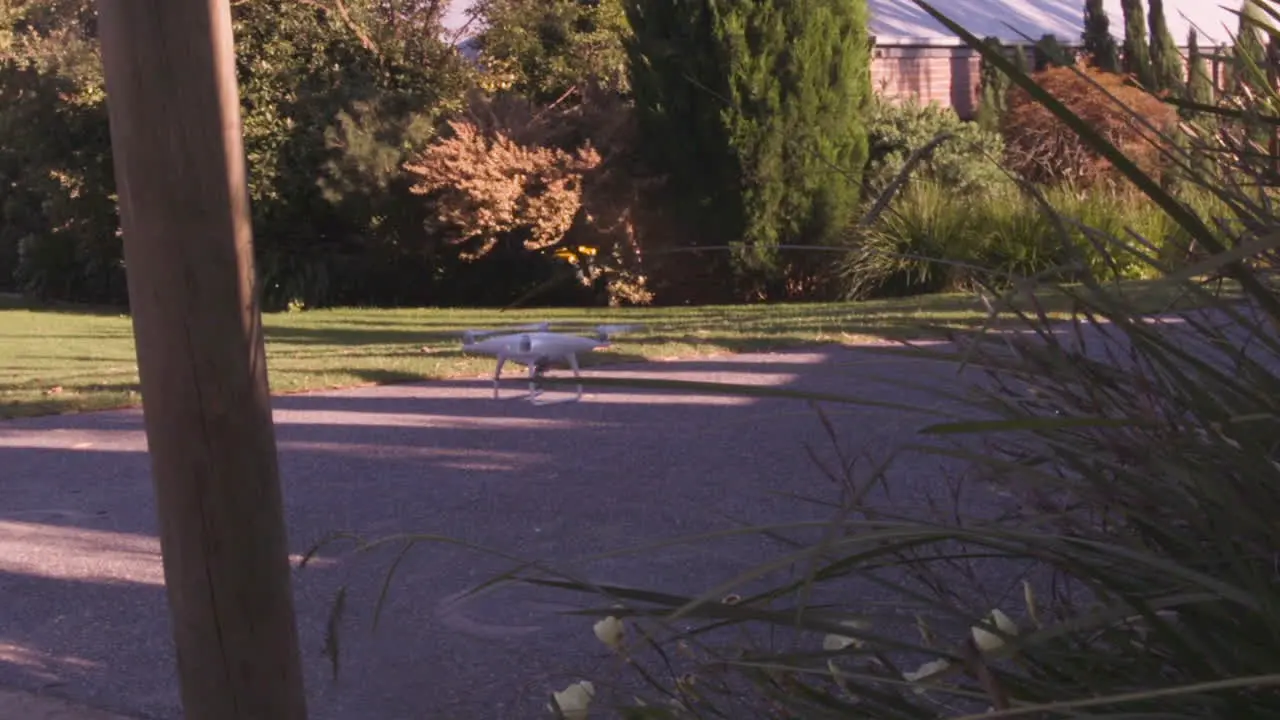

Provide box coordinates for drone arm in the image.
[463,322,552,347]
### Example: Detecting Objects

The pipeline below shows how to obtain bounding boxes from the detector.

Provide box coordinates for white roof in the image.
[439,0,1242,47]
[868,0,1240,46]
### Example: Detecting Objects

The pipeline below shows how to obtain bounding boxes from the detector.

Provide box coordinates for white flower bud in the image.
[549,681,595,720]
[592,616,625,652]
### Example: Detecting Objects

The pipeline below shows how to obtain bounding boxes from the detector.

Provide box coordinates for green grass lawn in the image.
[0,279,1228,419]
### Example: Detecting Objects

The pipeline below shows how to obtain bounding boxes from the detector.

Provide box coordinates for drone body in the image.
[460,322,641,404]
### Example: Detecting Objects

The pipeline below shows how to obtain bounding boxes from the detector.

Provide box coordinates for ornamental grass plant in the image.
[512,3,1280,717]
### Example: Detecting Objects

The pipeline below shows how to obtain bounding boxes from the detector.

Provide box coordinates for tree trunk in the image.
[95,0,310,718]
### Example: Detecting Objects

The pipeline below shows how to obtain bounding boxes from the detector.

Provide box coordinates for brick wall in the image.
[871,44,987,119]
[872,43,1227,121]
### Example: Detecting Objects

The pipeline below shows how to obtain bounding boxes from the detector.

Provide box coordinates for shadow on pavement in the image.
[0,343,989,720]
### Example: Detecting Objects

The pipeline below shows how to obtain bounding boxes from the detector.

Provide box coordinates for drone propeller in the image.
[593,323,644,342]
[461,322,551,345]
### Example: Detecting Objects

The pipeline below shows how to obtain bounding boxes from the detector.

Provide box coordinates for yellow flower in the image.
[550,681,595,720]
[592,616,625,652]
[553,247,579,264]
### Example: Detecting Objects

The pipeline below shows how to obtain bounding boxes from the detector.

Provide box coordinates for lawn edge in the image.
[1,285,1246,421]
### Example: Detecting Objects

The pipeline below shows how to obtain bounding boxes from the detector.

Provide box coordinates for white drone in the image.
[460,321,643,404]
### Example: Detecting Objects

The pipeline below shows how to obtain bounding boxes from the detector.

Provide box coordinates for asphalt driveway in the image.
[0,341,990,720]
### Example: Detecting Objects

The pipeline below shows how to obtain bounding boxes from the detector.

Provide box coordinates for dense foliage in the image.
[623,0,872,301]
[1081,0,1120,73]
[1187,29,1215,108]
[863,97,1005,196]
[1002,64,1178,187]
[1033,33,1074,71]
[233,0,482,310]
[0,0,117,301]
[0,0,488,309]
[0,0,1262,312]
[1146,0,1184,93]
[400,88,653,306]
[1120,0,1155,89]
[468,0,630,104]
[975,38,1026,132]
[1231,0,1269,98]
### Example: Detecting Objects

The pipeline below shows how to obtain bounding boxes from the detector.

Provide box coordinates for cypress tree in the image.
[1233,0,1269,97]
[623,0,743,294]
[1034,34,1074,71]
[976,36,1011,132]
[1082,0,1120,73]
[1219,43,1235,90]
[1147,0,1184,92]
[1184,28,1217,159]
[1180,29,1215,180]
[1120,0,1156,89]
[1186,28,1213,107]
[1012,42,1030,75]
[624,0,871,293]
[1229,0,1272,149]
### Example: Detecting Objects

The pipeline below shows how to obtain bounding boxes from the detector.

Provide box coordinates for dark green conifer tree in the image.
[1181,29,1216,179]
[1233,0,1269,97]
[1120,0,1156,88]
[976,36,1011,133]
[1034,34,1074,71]
[1186,28,1214,107]
[1147,0,1184,92]
[624,0,872,295]
[1082,0,1120,72]
[1013,43,1030,74]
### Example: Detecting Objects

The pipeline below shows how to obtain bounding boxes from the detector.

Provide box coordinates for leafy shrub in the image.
[839,181,985,299]
[404,115,600,262]
[404,90,654,306]
[0,8,122,304]
[624,0,873,302]
[1032,33,1075,71]
[976,40,1030,133]
[231,0,477,311]
[842,181,1072,299]
[863,96,1007,196]
[469,0,631,103]
[838,179,1206,299]
[1002,64,1178,187]
[1042,186,1190,278]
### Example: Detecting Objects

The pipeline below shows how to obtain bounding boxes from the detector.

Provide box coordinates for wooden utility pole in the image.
[96,0,309,718]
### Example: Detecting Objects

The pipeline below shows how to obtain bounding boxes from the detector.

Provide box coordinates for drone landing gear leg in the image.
[569,352,583,402]
[492,356,506,399]
[526,362,544,403]
[529,354,583,406]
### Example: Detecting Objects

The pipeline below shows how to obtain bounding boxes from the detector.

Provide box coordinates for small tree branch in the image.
[295,0,379,53]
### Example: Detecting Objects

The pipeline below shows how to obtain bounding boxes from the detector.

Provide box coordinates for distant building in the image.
[866,0,1238,119]
[440,0,1243,120]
